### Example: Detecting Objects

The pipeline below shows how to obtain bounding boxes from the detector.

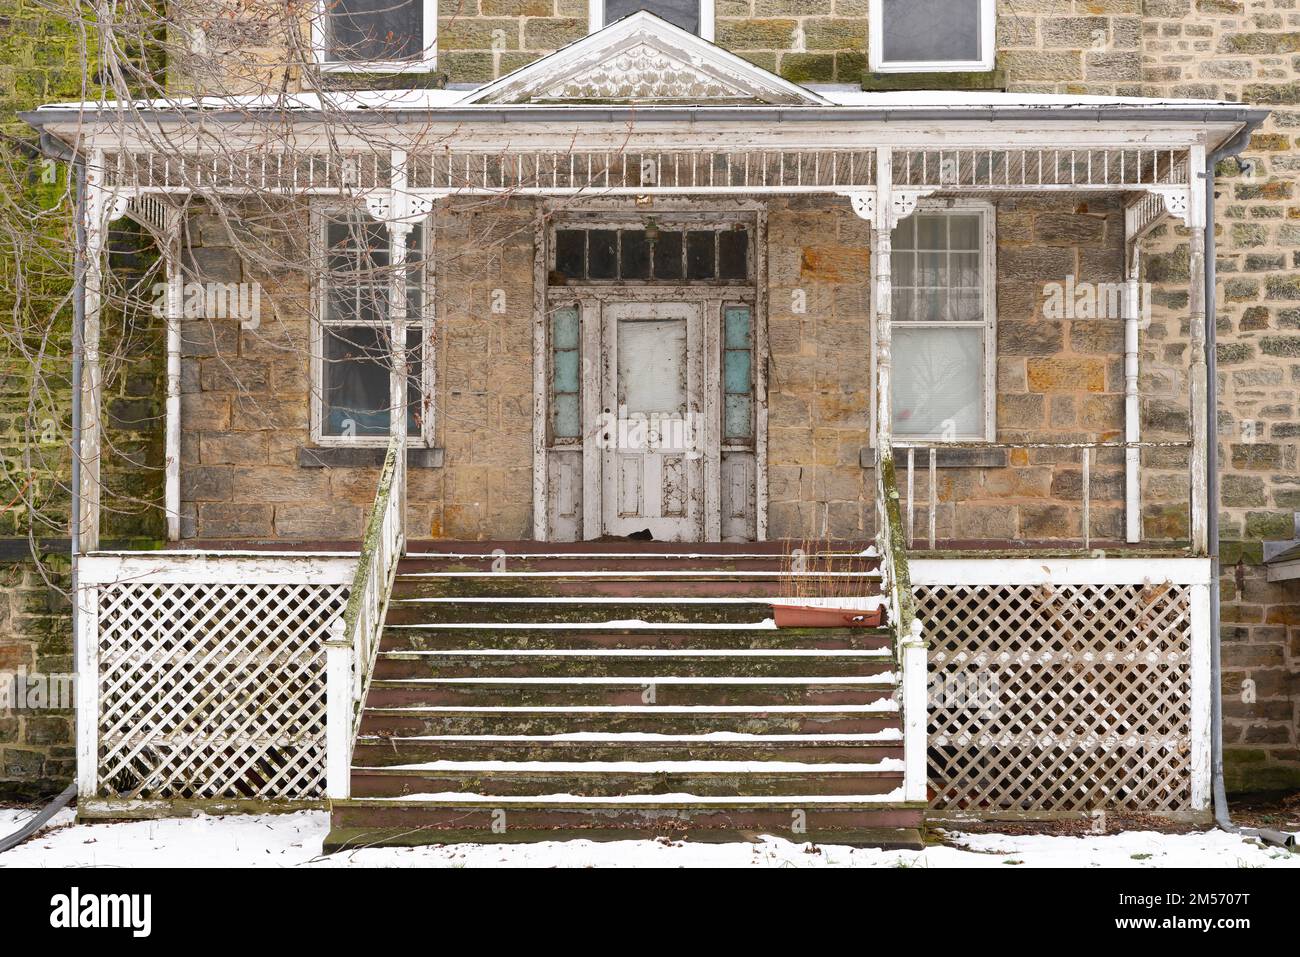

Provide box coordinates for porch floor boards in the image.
[324,548,923,851]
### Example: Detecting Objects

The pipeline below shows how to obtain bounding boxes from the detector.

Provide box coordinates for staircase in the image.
[325,544,925,851]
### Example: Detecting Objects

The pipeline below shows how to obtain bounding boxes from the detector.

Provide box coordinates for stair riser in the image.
[364,683,898,709]
[352,741,904,765]
[386,601,780,625]
[372,655,893,680]
[393,578,880,599]
[351,771,902,799]
[380,627,892,652]
[359,711,900,737]
[331,804,924,833]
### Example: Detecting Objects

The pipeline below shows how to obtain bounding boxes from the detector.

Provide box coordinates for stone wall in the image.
[179,198,537,543]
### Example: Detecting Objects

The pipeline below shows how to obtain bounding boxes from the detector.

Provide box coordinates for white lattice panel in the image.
[95,580,348,800]
[920,582,1193,814]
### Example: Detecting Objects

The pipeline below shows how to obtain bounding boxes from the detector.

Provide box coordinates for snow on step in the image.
[374,674,897,684]
[362,789,907,804]
[373,702,901,713]
[356,730,903,742]
[360,759,905,773]
[381,648,892,657]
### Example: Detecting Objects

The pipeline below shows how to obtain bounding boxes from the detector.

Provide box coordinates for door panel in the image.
[602,302,704,541]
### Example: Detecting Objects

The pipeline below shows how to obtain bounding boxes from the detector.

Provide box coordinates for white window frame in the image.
[310,205,435,449]
[873,199,997,445]
[313,0,439,74]
[589,0,715,40]
[868,0,995,74]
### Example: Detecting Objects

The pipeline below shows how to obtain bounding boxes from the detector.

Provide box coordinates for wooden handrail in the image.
[325,430,406,799]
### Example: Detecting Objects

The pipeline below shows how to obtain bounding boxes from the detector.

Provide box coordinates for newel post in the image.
[325,616,352,800]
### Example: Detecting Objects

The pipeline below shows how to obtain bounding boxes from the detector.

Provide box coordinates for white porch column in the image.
[79,153,129,555]
[1187,143,1210,556]
[1123,240,1142,544]
[164,209,183,541]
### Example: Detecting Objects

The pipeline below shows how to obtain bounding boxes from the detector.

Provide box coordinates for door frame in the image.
[531,201,768,542]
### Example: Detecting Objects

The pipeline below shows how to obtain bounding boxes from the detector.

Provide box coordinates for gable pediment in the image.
[462,12,826,107]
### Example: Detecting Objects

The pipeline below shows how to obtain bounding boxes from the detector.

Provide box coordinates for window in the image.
[888,205,995,441]
[869,0,995,73]
[319,0,437,71]
[551,221,750,284]
[315,212,430,446]
[590,0,714,40]
[722,305,754,444]
[549,304,582,443]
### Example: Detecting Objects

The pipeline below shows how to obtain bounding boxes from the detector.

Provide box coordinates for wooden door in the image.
[600,301,704,541]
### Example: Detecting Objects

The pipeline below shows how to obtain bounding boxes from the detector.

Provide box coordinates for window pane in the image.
[604,0,700,34]
[555,230,585,280]
[686,231,715,280]
[618,318,687,415]
[719,230,748,280]
[724,350,751,394]
[892,326,983,437]
[329,0,424,62]
[724,395,753,440]
[620,229,651,280]
[552,307,580,350]
[880,0,982,64]
[552,393,581,439]
[589,230,618,279]
[949,214,981,250]
[724,306,752,349]
[323,326,393,437]
[653,231,684,280]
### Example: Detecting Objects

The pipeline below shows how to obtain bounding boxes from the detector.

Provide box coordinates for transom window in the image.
[889,205,995,441]
[319,0,437,71]
[551,221,751,284]
[869,0,995,73]
[591,0,714,40]
[314,212,430,446]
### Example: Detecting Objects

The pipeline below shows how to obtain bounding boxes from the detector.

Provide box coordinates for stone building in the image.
[1,0,1297,844]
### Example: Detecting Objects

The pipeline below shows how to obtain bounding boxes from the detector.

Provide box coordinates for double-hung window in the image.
[315,211,430,446]
[590,0,714,40]
[319,0,437,71]
[869,0,995,73]
[888,204,995,442]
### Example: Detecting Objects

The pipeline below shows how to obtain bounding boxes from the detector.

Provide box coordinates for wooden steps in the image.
[325,548,922,852]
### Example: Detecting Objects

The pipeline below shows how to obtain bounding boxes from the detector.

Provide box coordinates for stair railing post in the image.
[325,617,352,800]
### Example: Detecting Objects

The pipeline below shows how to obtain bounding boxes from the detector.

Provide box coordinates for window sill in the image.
[860,69,1006,92]
[299,446,445,468]
[859,446,1008,469]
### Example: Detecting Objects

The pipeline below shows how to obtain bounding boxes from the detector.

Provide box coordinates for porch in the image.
[27,14,1261,836]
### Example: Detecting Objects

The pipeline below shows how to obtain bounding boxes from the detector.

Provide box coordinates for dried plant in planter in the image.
[772,538,883,628]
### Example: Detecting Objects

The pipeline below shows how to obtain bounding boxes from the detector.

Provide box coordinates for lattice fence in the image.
[94,578,348,801]
[921,582,1194,814]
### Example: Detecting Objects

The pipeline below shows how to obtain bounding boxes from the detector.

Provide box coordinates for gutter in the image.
[1204,127,1295,849]
[18,104,1273,130]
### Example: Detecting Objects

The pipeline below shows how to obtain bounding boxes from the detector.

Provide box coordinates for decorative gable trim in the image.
[461,12,826,107]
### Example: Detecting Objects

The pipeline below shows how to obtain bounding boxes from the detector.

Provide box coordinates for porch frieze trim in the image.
[1142,185,1192,227]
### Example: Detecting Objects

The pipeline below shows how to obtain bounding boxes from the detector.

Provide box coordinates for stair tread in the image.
[371,675,895,684]
[356,738,904,743]
[365,703,898,712]
[354,759,903,773]
[323,826,923,851]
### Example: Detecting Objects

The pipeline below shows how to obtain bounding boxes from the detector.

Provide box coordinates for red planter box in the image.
[771,604,884,628]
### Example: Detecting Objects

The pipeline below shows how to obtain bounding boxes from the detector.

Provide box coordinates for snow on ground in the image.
[0,808,1296,868]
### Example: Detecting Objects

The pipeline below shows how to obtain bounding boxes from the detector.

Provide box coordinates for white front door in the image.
[600,302,704,541]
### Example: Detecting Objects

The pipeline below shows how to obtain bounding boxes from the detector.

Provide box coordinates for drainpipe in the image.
[0,142,83,854]
[1205,138,1295,847]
